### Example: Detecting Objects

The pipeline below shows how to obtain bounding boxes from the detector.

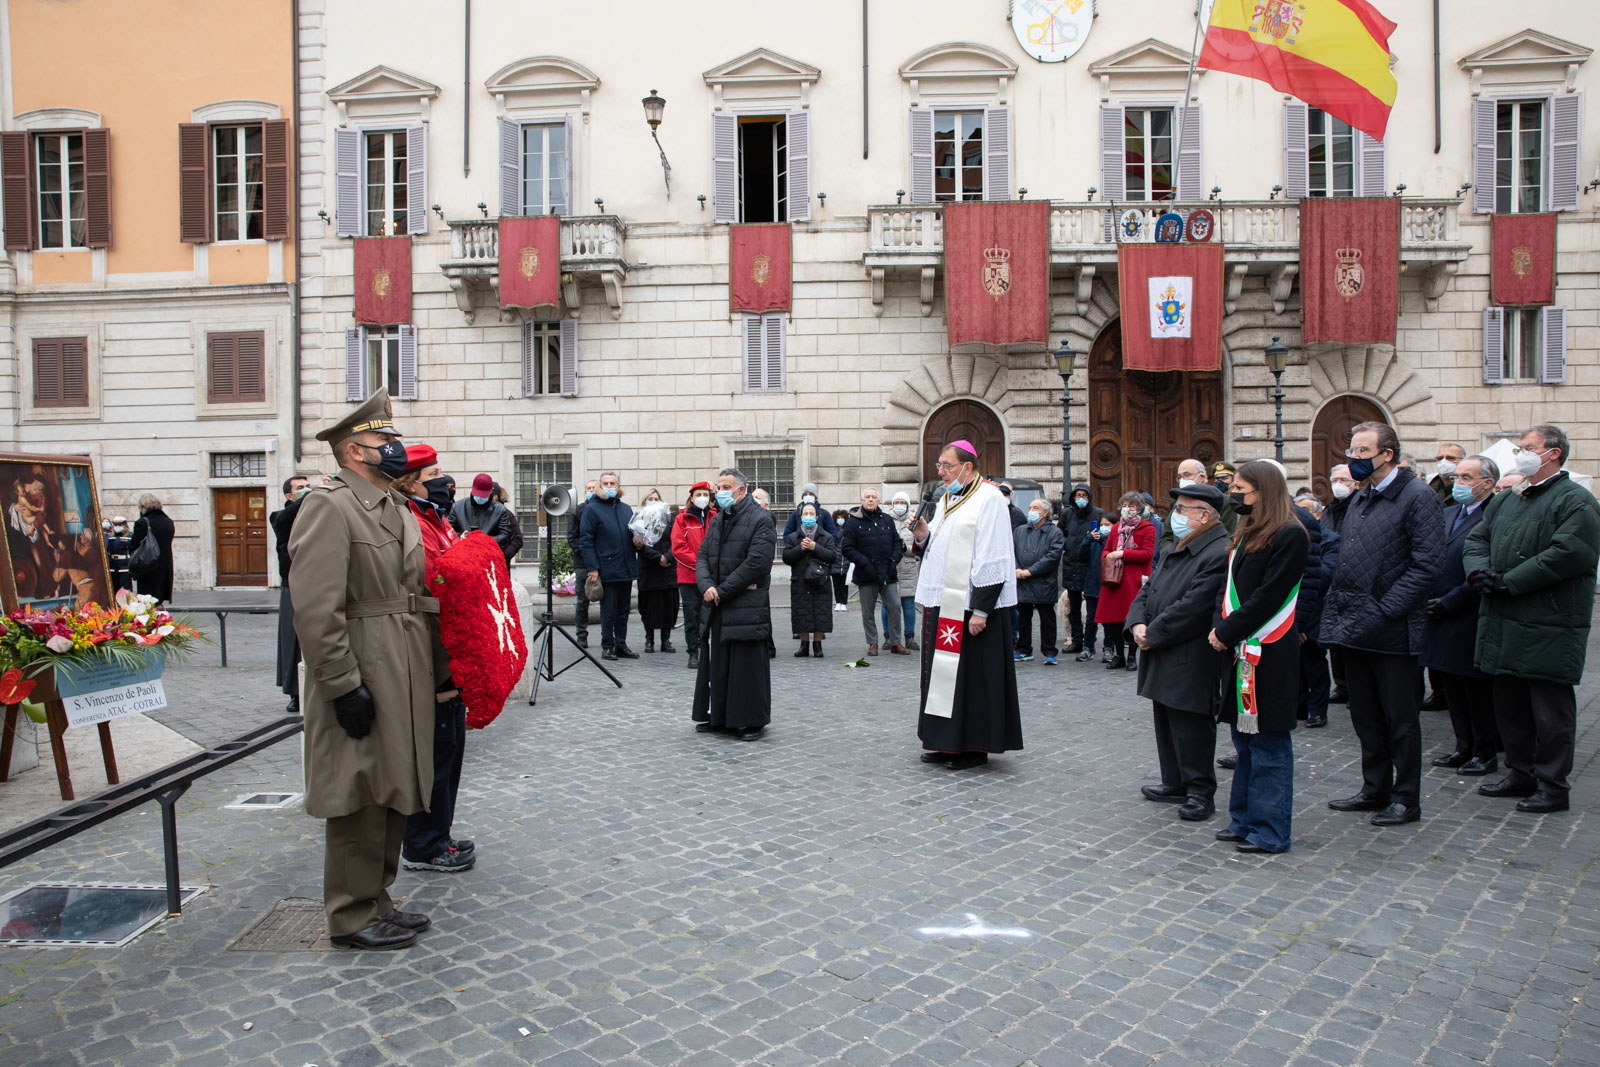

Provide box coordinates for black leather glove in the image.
[332,685,375,739]
[1470,570,1508,596]
[1424,598,1444,620]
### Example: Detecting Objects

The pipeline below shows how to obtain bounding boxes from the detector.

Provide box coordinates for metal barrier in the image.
[0,714,304,916]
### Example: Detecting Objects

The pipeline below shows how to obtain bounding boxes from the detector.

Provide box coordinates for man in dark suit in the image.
[271,475,310,714]
[1419,456,1499,775]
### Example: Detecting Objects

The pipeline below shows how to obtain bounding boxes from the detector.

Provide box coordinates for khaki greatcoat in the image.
[289,469,444,819]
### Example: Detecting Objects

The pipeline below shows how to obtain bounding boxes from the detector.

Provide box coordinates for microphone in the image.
[915,492,938,525]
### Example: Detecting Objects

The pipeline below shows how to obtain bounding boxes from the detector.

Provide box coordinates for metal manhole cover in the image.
[228,899,332,952]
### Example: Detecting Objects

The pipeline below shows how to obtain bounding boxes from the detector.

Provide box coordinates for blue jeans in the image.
[1227,725,1294,853]
[880,595,918,644]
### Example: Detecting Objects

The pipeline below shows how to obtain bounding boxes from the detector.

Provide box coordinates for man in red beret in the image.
[671,482,716,671]
[449,471,518,563]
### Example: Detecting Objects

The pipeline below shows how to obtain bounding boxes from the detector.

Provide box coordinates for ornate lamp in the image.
[642,90,671,198]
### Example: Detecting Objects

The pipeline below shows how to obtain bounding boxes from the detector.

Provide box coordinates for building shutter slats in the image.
[498,117,520,216]
[2,131,33,251]
[558,318,578,397]
[908,109,934,204]
[83,128,111,248]
[396,325,418,400]
[334,127,361,236]
[1540,305,1567,384]
[236,332,265,401]
[764,312,786,392]
[562,115,575,216]
[1099,105,1126,203]
[1357,129,1386,197]
[179,122,210,242]
[406,125,428,235]
[1176,104,1202,201]
[786,110,811,222]
[1482,307,1504,384]
[208,333,237,401]
[1549,92,1582,212]
[983,106,1011,202]
[1283,102,1309,201]
[712,113,738,223]
[521,320,535,397]
[345,326,366,402]
[60,340,88,406]
[262,119,290,240]
[33,339,60,406]
[1471,98,1495,214]
[742,314,763,392]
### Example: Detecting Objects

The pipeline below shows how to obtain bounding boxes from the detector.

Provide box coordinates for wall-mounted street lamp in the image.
[431,203,445,220]
[697,194,706,211]
[642,90,672,199]
[477,202,487,218]
[1269,184,1283,201]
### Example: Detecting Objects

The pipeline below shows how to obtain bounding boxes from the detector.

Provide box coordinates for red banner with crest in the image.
[498,215,561,315]
[353,237,412,325]
[944,201,1050,348]
[1300,197,1399,345]
[1117,243,1225,372]
[1491,213,1556,306]
[729,223,792,313]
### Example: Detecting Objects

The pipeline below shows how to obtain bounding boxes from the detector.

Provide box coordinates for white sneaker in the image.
[834,603,848,612]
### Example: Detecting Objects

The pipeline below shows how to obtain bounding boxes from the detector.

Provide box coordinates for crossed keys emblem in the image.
[1024,0,1084,46]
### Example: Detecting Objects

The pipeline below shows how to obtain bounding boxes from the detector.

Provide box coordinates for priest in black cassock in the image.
[912,441,1023,769]
[692,467,776,740]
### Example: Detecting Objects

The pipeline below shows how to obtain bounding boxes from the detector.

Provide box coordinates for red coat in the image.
[670,507,716,584]
[408,498,459,572]
[1094,519,1156,624]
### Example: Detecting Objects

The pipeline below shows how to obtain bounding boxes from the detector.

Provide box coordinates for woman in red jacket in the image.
[670,482,716,671]
[1095,491,1158,672]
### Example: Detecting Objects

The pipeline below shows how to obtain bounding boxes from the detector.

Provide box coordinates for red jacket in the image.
[408,498,459,573]
[1094,518,1156,624]
[670,506,715,584]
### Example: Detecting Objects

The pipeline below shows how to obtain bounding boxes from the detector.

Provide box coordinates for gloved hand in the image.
[1425,598,1444,620]
[332,685,375,739]
[1470,570,1508,596]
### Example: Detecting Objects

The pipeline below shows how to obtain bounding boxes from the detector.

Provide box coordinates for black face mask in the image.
[1229,491,1253,516]
[423,476,455,511]
[357,440,408,480]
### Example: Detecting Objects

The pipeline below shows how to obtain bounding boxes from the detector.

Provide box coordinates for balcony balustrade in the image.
[441,215,627,321]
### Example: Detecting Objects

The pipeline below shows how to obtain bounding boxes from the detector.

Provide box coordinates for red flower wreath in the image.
[427,531,529,728]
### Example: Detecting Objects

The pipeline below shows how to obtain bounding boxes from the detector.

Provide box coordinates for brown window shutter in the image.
[179,122,210,243]
[235,331,265,401]
[83,128,111,248]
[207,333,237,401]
[60,340,88,406]
[2,131,34,251]
[32,339,61,406]
[262,119,290,240]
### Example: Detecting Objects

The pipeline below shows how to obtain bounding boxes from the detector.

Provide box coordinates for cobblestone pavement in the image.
[2,603,1599,1067]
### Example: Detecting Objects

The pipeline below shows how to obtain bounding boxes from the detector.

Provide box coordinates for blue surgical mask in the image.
[801,517,817,530]
[603,486,617,499]
[1452,482,1476,504]
[945,479,964,495]
[1169,513,1191,540]
[586,491,596,501]
[471,494,490,506]
[716,489,736,509]
[1029,510,1046,526]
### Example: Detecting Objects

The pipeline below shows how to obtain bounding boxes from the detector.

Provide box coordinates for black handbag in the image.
[802,558,829,588]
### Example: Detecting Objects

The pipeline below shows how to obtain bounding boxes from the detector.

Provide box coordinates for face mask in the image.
[1074,498,1089,510]
[471,494,490,506]
[586,491,596,501]
[1178,478,1196,489]
[424,477,455,510]
[802,495,817,505]
[294,485,312,498]
[603,486,618,499]
[1513,447,1547,477]
[1347,456,1377,482]
[1030,511,1047,526]
[1120,506,1138,522]
[1435,460,1457,480]
[1230,492,1253,516]
[1099,522,1113,534]
[357,440,408,480]
[1451,482,1477,504]
[1169,513,1191,540]
[1331,482,1352,500]
[692,495,710,509]
[716,489,736,509]
[801,517,817,530]
[892,503,908,517]
[945,479,964,495]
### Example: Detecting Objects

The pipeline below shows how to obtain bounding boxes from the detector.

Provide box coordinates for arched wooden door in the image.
[923,400,1005,484]
[1086,320,1224,511]
[1311,395,1387,500]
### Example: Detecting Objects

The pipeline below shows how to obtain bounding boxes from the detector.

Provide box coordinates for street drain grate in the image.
[228,899,332,952]
[223,792,303,811]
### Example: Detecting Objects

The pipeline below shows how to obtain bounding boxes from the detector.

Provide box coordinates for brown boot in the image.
[868,644,879,656]
[889,645,910,655]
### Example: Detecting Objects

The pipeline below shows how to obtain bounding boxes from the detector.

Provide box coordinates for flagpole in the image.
[1172,0,1208,201]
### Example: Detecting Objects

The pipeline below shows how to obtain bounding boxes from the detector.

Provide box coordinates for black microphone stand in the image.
[527,535,620,705]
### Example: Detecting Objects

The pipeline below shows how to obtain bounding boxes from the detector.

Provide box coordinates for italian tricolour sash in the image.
[1221,545,1298,734]
[924,483,988,719]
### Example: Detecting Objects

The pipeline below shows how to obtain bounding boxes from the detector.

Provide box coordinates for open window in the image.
[711,111,811,223]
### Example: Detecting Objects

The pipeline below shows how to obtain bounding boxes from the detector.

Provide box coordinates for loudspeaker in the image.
[541,483,573,517]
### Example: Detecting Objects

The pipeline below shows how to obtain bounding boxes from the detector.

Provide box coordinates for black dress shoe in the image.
[1431,750,1469,768]
[1328,791,1389,812]
[381,909,431,932]
[1327,687,1348,704]
[286,696,299,714]
[1371,802,1420,826]
[1125,651,1138,672]
[1235,841,1271,854]
[1063,643,1084,655]
[1105,656,1126,670]
[1141,784,1187,803]
[615,646,640,659]
[661,640,676,653]
[1215,828,1244,842]
[1456,756,1498,777]
[1420,692,1447,711]
[739,727,764,741]
[794,643,810,657]
[1479,776,1537,798]
[946,752,989,770]
[920,751,954,764]
[644,640,655,653]
[694,722,724,733]
[1075,649,1097,662]
[1216,755,1237,770]
[1516,792,1569,814]
[812,642,823,658]
[602,649,617,661]
[329,921,418,951]
[1306,715,1327,728]
[1178,798,1214,821]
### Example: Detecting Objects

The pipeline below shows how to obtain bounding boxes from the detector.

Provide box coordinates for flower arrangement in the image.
[0,589,204,683]
[628,502,671,545]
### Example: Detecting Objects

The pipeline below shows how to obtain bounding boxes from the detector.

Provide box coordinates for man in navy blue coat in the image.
[579,472,641,661]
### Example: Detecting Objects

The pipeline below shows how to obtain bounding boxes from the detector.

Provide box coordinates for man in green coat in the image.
[1463,424,1600,815]
[290,388,449,949]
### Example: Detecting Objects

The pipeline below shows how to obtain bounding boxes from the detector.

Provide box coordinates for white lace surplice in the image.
[914,481,1018,612]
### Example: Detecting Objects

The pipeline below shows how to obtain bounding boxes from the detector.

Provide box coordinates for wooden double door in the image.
[1311,395,1387,500]
[922,400,1006,485]
[1087,321,1224,511]
[214,487,268,586]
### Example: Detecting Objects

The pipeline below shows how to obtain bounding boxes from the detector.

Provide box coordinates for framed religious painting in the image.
[0,452,112,614]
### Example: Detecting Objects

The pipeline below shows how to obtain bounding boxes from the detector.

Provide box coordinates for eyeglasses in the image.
[1451,473,1488,484]
[934,461,965,472]
[1171,503,1210,517]
[1344,445,1386,458]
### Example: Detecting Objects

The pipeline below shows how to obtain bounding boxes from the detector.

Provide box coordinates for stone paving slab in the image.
[0,607,1596,1066]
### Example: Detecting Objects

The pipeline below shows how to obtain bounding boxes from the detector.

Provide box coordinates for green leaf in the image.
[843,658,871,669]
[19,699,45,724]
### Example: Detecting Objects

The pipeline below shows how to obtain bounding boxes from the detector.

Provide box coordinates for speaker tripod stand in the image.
[528,538,621,705]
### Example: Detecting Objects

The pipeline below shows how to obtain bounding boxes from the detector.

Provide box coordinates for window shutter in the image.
[334,127,361,236]
[742,314,762,392]
[1282,102,1309,200]
[2,131,33,251]
[498,117,520,216]
[396,325,418,400]
[262,119,290,240]
[983,106,1011,201]
[1099,105,1126,202]
[786,110,811,221]
[1540,306,1567,384]
[60,340,88,406]
[179,122,210,242]
[345,326,366,402]
[33,340,60,406]
[1548,93,1582,212]
[236,331,265,402]
[406,125,428,235]
[83,128,111,248]
[562,115,575,216]
[1176,104,1202,201]
[908,109,934,204]
[1357,130,1386,197]
[1481,307,1504,384]
[558,318,578,397]
[208,333,237,402]
[1471,98,1495,213]
[712,112,738,223]
[521,320,536,397]
[763,312,786,392]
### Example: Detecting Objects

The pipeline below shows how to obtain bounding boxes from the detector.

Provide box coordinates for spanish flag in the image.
[1199,0,1397,142]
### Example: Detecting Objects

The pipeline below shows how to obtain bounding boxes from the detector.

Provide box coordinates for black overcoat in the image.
[1012,521,1065,605]
[1212,523,1310,734]
[1321,471,1442,655]
[637,522,678,592]
[1057,483,1103,593]
[1126,522,1230,715]
[782,529,837,634]
[1418,501,1489,678]
[696,494,776,643]
[130,507,175,603]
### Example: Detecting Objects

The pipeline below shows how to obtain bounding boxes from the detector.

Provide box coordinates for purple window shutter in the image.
[559,318,578,397]
[766,313,786,392]
[786,111,811,222]
[1283,102,1309,200]
[1099,105,1126,202]
[397,325,418,400]
[1357,130,1386,197]
[1540,306,1567,384]
[1481,307,1504,384]
[561,115,575,216]
[499,117,520,216]
[908,109,933,204]
[1471,98,1495,213]
[345,326,366,401]
[1549,93,1582,212]
[741,315,762,392]
[406,125,428,235]
[335,127,361,237]
[983,106,1011,201]
[712,113,738,223]
[1176,104,1202,201]
[521,320,535,397]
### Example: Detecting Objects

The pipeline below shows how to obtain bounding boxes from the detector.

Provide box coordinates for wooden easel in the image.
[0,670,120,801]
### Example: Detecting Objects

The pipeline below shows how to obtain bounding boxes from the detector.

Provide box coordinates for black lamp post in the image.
[642,90,671,198]
[1264,335,1289,463]
[1054,339,1077,511]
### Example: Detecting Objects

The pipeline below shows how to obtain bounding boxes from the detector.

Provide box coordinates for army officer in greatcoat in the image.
[289,388,451,950]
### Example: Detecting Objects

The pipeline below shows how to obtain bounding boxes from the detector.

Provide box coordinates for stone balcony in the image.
[440,215,627,321]
[863,199,1471,317]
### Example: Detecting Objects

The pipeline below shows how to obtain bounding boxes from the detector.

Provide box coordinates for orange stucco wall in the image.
[31,249,92,285]
[8,0,294,280]
[208,241,270,285]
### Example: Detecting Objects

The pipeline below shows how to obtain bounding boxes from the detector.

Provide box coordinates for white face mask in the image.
[1513,447,1549,477]
[692,495,710,509]
[1177,478,1196,489]
[1331,482,1352,500]
[1435,459,1457,480]
[892,503,908,517]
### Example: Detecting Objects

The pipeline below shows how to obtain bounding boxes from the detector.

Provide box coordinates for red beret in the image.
[404,444,437,474]
[689,481,712,494]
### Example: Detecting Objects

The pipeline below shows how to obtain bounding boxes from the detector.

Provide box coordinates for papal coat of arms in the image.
[1510,245,1533,278]
[371,266,392,299]
[1186,209,1215,243]
[982,245,1012,300]
[1155,284,1187,333]
[1251,1,1306,43]
[751,253,771,286]
[1334,247,1364,299]
[1120,209,1144,242]
[518,245,541,281]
